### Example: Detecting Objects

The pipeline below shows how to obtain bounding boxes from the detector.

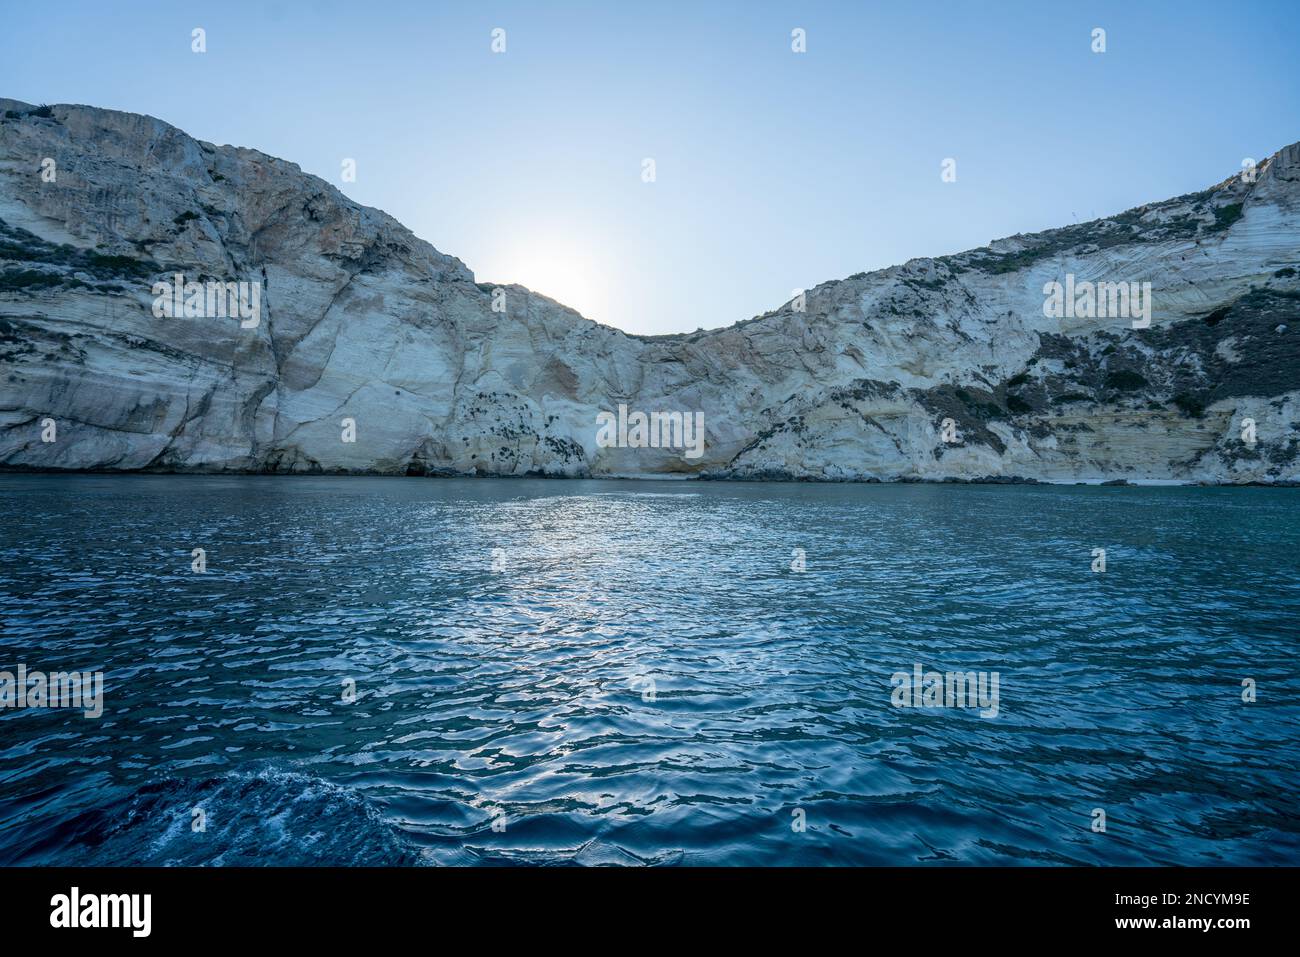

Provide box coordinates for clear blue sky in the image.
[3,0,1298,335]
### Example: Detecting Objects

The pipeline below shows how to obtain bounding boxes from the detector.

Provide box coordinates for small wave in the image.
[423,838,683,867]
[35,767,422,866]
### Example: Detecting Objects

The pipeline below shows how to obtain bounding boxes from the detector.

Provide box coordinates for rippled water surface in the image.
[1,475,1297,865]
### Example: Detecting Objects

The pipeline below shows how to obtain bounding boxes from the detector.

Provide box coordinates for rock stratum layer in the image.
[2,99,1298,483]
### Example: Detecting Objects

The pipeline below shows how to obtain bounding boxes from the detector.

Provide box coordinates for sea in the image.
[1,474,1296,865]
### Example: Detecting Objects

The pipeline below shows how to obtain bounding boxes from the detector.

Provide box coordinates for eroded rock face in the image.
[1,98,1297,482]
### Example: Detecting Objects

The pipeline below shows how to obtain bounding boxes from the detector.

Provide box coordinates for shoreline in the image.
[1,465,1295,488]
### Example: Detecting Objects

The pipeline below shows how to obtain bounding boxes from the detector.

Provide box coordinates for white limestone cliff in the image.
[1,99,1297,483]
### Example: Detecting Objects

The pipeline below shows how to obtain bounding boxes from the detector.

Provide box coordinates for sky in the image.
[2,0,1298,335]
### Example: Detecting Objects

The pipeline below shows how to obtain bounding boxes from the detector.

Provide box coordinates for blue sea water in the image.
[0,474,1297,866]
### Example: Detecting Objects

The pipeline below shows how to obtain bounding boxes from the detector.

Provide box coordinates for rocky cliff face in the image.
[1,99,1297,483]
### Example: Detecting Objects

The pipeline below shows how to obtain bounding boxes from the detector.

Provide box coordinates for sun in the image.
[481,236,608,323]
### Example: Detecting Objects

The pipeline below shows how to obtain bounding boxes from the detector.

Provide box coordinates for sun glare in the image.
[482,238,609,324]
